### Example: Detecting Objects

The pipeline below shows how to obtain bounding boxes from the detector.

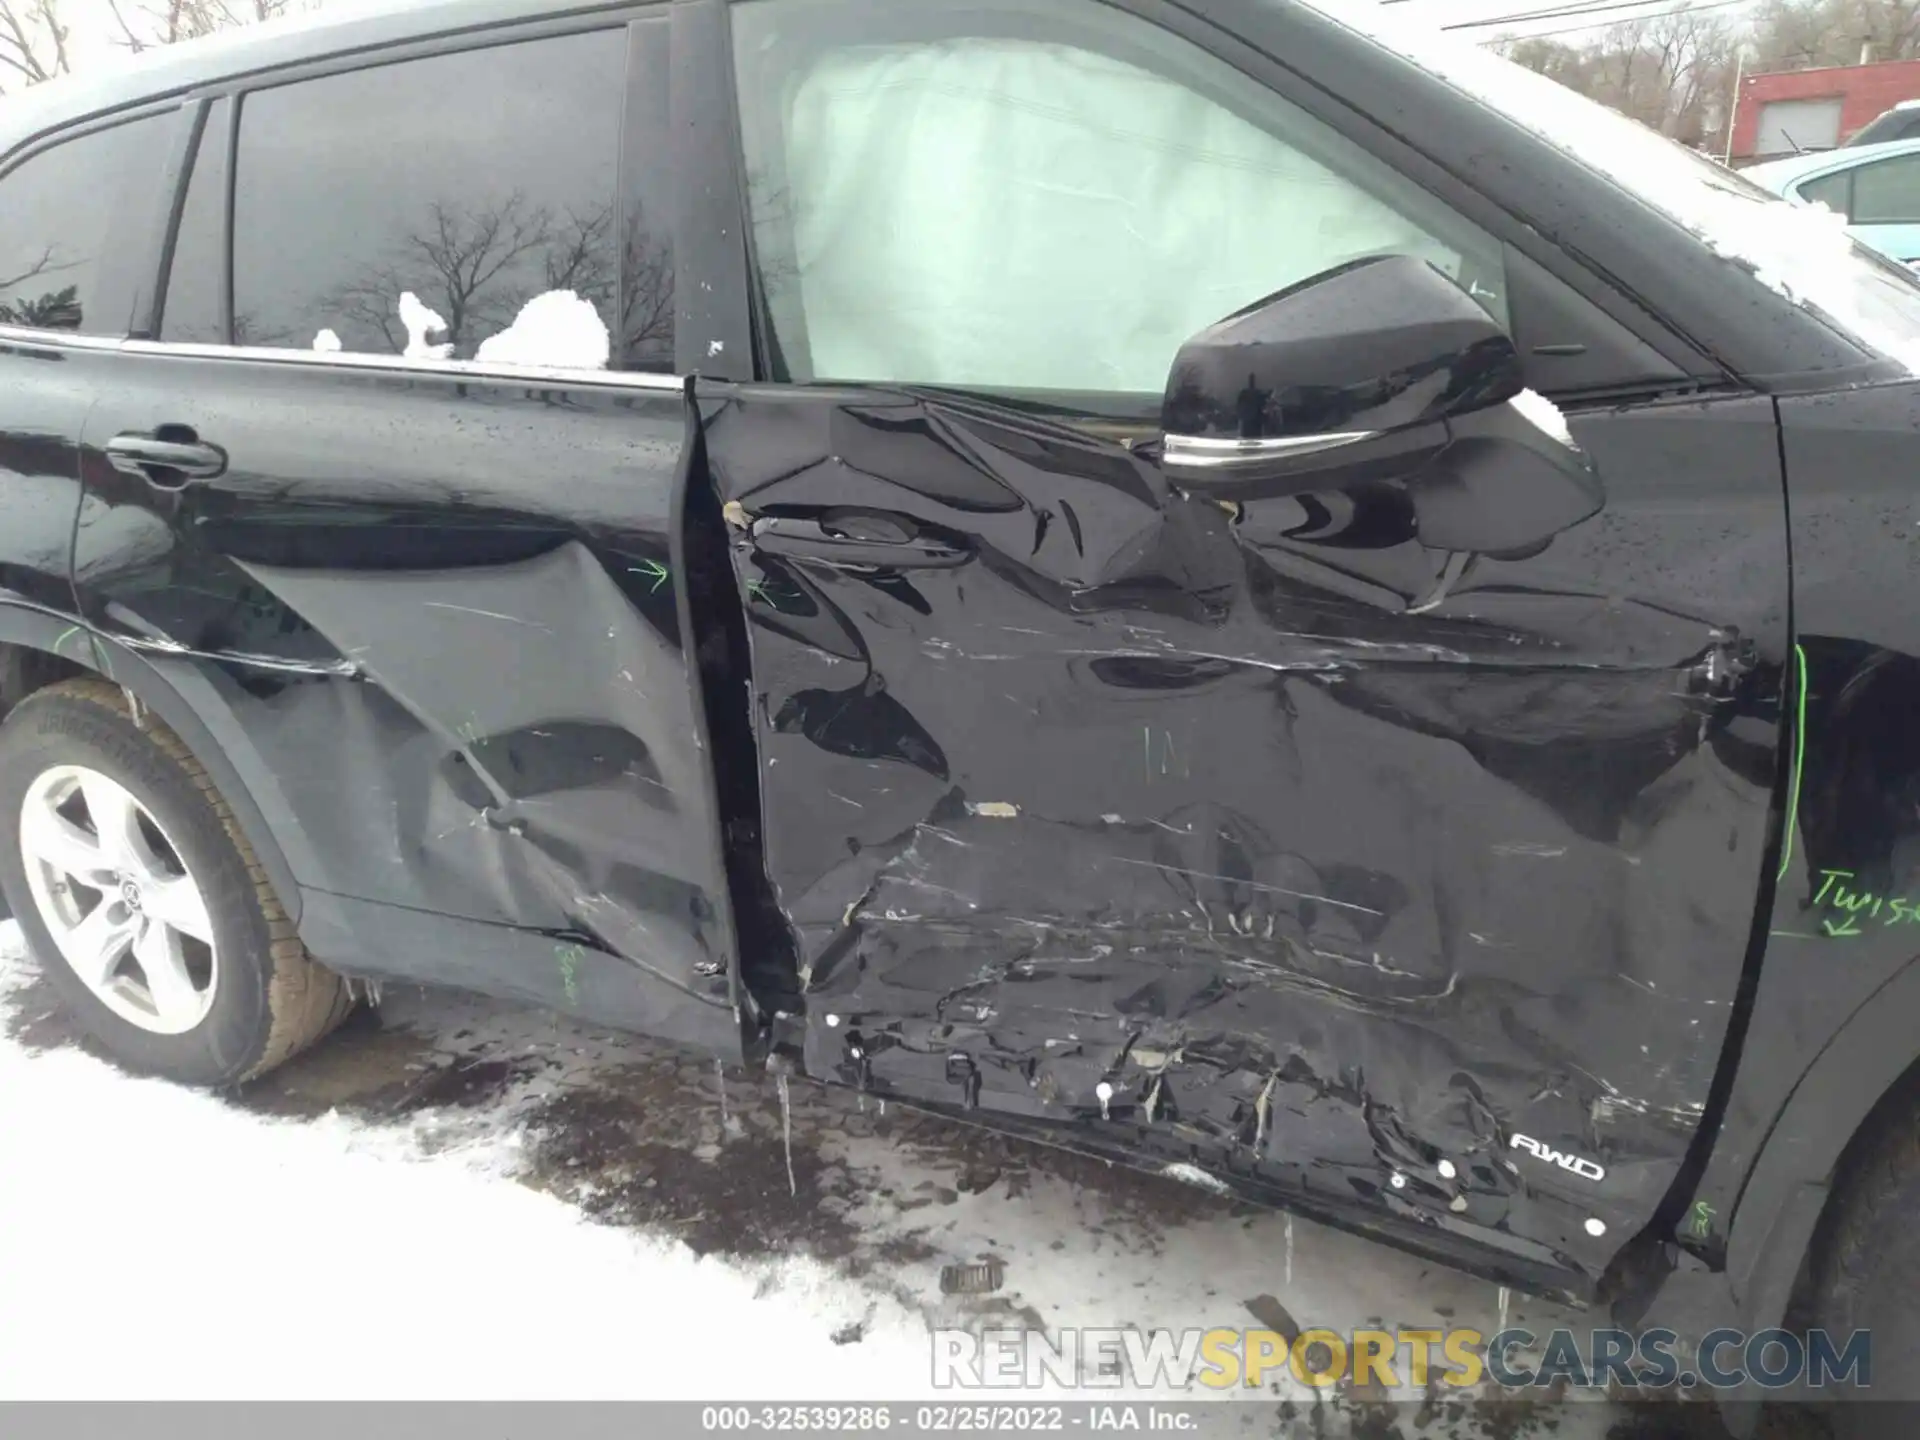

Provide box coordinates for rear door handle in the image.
[104,431,228,486]
[751,512,971,570]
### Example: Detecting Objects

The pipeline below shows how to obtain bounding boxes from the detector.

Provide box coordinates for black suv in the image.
[6,0,1920,1420]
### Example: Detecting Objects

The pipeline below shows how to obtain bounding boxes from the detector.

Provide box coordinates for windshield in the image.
[1293,0,1920,374]
[1847,109,1920,146]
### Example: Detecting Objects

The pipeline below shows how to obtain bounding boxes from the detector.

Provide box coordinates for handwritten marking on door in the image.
[1688,1200,1716,1239]
[629,560,671,593]
[1809,869,1920,937]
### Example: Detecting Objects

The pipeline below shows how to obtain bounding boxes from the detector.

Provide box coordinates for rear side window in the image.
[0,116,171,335]
[1852,155,1920,225]
[230,29,633,368]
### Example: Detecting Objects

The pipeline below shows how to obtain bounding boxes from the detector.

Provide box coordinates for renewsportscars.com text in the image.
[933,1326,1872,1392]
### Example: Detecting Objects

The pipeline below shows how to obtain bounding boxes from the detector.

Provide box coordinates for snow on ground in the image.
[0,917,1692,1433]
[0,922,927,1401]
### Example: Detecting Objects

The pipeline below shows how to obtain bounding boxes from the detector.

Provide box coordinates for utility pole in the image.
[1724,51,1745,165]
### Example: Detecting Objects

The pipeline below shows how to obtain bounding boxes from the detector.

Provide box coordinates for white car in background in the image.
[1747,136,1920,267]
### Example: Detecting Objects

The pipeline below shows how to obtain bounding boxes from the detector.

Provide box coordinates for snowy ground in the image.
[0,916,1751,1434]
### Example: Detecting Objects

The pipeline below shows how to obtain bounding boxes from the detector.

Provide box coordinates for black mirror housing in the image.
[1161,254,1523,476]
[1408,403,1604,557]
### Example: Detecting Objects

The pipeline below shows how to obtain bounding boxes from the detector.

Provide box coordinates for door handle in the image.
[751,512,971,570]
[104,430,228,486]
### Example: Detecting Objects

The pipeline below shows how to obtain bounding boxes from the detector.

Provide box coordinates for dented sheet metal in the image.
[239,541,727,989]
[704,385,1788,1295]
[67,350,739,1055]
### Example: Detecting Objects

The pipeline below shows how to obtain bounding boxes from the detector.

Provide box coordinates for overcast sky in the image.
[36,0,1772,74]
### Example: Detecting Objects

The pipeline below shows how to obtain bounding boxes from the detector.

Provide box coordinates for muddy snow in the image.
[0,918,1749,1434]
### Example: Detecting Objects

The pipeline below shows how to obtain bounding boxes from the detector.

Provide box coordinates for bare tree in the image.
[0,246,73,297]
[310,194,672,366]
[1498,5,1740,147]
[1749,0,1920,69]
[0,243,82,327]
[107,0,307,53]
[539,204,675,363]
[327,193,558,354]
[0,0,70,93]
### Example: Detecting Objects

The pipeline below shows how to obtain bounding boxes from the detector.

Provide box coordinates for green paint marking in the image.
[629,559,671,594]
[1804,870,1920,939]
[52,625,81,657]
[1778,643,1808,881]
[745,578,771,605]
[1688,1200,1716,1239]
[555,943,584,1004]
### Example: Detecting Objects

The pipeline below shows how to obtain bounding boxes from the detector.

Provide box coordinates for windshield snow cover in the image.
[1299,0,1920,374]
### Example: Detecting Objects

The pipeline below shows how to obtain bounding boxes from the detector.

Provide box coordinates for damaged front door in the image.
[708,0,1788,1294]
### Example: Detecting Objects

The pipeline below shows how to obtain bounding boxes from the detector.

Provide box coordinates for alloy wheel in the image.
[17,764,218,1035]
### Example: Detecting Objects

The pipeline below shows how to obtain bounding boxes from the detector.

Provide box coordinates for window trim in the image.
[0,322,686,393]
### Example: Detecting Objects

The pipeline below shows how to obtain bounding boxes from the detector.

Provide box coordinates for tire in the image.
[0,678,350,1085]
[1803,1078,1920,1430]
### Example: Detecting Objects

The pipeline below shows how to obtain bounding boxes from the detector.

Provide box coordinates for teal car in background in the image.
[1747,136,1920,267]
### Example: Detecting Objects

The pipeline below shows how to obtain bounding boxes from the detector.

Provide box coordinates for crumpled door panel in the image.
[244,540,728,994]
[706,385,1785,1293]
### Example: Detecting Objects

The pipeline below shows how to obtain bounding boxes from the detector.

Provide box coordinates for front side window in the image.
[0,116,171,335]
[731,0,1504,403]
[231,29,634,369]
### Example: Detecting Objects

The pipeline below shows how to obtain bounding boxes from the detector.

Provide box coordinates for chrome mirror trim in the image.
[1162,430,1376,471]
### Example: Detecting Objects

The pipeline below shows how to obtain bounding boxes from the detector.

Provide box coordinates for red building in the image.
[1729,59,1920,163]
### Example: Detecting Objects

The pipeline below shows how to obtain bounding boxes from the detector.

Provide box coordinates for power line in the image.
[1473,0,1747,40]
[1444,0,1733,31]
[1444,0,1680,29]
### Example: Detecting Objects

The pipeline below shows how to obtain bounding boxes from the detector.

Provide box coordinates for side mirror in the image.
[1160,254,1522,478]
[1406,409,1604,558]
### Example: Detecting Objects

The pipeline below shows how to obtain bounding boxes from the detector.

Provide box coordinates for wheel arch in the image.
[0,610,304,927]
[1724,951,1920,1332]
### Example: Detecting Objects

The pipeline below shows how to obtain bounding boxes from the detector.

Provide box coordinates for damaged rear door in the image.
[71,13,746,1057]
[705,0,1788,1293]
